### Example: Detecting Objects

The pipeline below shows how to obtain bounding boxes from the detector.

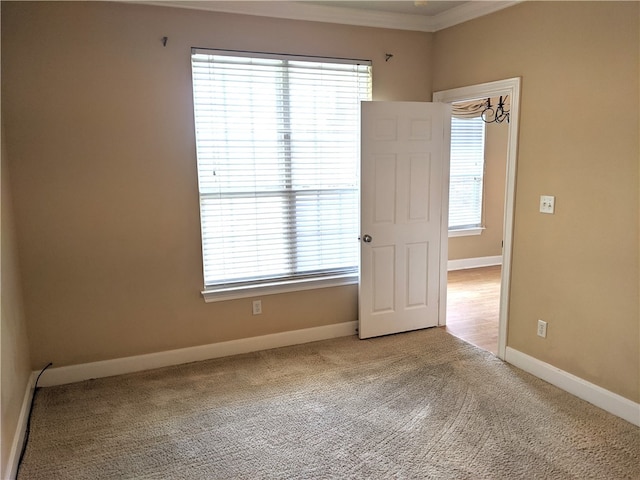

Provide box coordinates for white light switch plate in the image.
[540,195,555,214]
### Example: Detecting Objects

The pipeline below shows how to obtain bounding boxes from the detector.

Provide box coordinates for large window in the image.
[449,116,486,233]
[191,49,372,299]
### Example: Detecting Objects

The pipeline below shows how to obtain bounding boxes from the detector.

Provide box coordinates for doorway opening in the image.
[446,265,502,354]
[444,99,508,355]
[433,78,521,360]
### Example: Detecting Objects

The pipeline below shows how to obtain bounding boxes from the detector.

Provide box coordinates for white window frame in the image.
[448,116,486,238]
[190,49,372,302]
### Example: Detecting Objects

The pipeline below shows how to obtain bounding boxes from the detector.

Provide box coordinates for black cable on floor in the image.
[15,362,52,478]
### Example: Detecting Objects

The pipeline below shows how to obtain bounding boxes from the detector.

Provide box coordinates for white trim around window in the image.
[448,227,484,238]
[201,273,358,303]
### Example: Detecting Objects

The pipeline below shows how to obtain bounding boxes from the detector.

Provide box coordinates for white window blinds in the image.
[191,49,372,290]
[449,116,486,230]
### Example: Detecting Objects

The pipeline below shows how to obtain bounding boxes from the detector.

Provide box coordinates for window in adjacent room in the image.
[190,49,372,301]
[448,116,486,236]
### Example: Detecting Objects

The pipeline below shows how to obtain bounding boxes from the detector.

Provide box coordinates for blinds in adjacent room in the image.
[190,49,372,290]
[449,116,486,230]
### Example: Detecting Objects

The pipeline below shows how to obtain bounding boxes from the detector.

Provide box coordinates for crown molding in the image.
[431,1,522,31]
[133,1,522,33]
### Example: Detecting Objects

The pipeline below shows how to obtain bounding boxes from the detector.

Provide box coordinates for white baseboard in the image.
[448,255,502,271]
[505,347,640,427]
[5,372,37,480]
[38,321,358,388]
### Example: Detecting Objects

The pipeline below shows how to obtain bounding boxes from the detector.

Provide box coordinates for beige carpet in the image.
[18,328,639,479]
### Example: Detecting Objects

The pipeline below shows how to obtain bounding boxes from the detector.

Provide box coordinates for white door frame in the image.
[433,77,521,360]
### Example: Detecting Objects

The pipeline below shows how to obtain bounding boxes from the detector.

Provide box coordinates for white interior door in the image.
[359,101,451,339]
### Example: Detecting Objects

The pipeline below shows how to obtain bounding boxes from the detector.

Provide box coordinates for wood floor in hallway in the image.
[445,265,501,355]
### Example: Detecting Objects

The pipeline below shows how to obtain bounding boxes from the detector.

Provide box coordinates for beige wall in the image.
[434,1,639,401]
[1,122,32,477]
[1,1,433,368]
[449,121,508,260]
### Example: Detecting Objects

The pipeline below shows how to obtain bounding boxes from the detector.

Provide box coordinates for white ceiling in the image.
[304,1,467,17]
[298,0,469,17]
[141,1,521,32]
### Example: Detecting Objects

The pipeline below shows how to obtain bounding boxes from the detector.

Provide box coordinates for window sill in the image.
[448,227,484,238]
[202,274,358,303]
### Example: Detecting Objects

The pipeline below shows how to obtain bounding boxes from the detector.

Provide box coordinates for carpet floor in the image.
[18,328,639,479]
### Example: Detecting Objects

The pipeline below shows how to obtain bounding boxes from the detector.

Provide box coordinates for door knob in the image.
[362,234,373,243]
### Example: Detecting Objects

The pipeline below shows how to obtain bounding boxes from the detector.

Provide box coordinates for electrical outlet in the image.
[539,195,555,214]
[252,300,262,315]
[537,319,547,338]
